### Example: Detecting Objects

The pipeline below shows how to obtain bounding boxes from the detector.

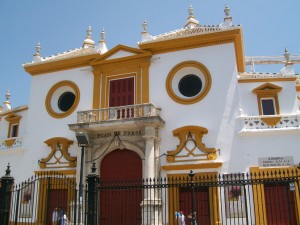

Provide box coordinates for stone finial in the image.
[3,90,12,111]
[142,19,148,33]
[184,5,199,29]
[6,90,11,101]
[141,19,153,42]
[82,26,95,48]
[101,28,106,41]
[284,47,291,64]
[33,42,43,62]
[224,4,230,17]
[35,42,41,55]
[188,5,194,17]
[220,4,232,29]
[280,48,294,75]
[95,28,108,54]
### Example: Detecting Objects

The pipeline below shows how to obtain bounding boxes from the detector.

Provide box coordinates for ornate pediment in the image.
[90,44,152,65]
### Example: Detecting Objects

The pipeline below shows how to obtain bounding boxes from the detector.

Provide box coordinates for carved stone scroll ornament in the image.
[167,126,217,163]
[39,137,76,168]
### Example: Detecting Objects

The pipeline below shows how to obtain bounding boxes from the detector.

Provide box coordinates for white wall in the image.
[5,67,94,183]
[238,81,298,116]
[148,43,243,174]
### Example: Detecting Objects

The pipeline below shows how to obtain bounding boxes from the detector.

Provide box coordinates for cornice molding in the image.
[139,28,245,72]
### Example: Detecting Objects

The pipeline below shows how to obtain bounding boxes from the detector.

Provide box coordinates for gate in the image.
[1,165,300,225]
[0,165,85,225]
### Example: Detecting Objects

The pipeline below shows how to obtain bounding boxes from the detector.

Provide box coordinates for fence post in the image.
[0,164,14,225]
[188,170,196,225]
[87,163,100,225]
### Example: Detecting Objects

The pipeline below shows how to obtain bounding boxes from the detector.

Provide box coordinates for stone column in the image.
[142,126,162,225]
[144,126,156,179]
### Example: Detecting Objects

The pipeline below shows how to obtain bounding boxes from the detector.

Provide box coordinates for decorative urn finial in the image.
[35,42,41,56]
[188,5,194,17]
[224,4,230,17]
[142,19,148,33]
[284,47,291,63]
[82,25,95,48]
[5,90,11,101]
[101,28,106,41]
[87,26,92,38]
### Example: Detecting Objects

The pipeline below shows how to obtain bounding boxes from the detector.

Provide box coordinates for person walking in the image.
[176,211,186,225]
[52,208,58,225]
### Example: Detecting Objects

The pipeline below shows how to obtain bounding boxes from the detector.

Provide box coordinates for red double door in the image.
[109,77,134,118]
[99,149,142,225]
[264,182,297,225]
[179,187,210,225]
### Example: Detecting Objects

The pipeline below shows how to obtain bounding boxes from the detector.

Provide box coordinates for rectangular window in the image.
[10,124,19,137]
[261,98,276,115]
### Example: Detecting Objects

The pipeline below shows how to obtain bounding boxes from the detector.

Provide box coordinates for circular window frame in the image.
[45,81,80,118]
[166,61,212,104]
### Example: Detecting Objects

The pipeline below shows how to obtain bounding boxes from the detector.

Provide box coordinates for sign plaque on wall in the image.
[258,156,294,167]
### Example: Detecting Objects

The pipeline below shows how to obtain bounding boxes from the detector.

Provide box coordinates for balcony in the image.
[0,137,25,153]
[69,103,165,132]
[238,114,300,136]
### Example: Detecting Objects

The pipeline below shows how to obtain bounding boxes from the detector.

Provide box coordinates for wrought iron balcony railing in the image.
[77,103,161,123]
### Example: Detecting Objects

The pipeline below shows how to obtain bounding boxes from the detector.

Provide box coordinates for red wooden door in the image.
[264,183,297,225]
[100,149,142,225]
[179,186,210,225]
[109,78,134,118]
[47,189,68,225]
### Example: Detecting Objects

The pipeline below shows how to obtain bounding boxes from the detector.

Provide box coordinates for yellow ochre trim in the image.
[167,172,220,225]
[252,83,282,116]
[161,162,223,170]
[92,69,101,109]
[24,54,99,76]
[35,176,76,224]
[166,61,212,105]
[238,77,297,83]
[139,29,245,72]
[167,125,217,163]
[34,170,76,175]
[91,44,152,65]
[4,139,16,147]
[261,116,282,127]
[5,113,21,138]
[45,80,80,119]
[250,166,300,225]
[0,106,28,116]
[39,137,76,169]
[93,55,151,109]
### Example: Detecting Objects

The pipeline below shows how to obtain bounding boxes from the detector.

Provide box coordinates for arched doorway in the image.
[99,149,143,225]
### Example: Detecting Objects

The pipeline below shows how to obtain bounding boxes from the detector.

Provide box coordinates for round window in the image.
[58,91,76,112]
[166,61,212,104]
[178,74,202,97]
[45,81,80,118]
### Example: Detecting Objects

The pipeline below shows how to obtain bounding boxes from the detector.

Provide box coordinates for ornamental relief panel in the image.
[167,125,218,163]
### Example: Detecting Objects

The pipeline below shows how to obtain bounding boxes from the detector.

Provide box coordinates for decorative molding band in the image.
[161,162,223,171]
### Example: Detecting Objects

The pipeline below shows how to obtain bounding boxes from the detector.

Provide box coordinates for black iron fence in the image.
[0,165,299,225]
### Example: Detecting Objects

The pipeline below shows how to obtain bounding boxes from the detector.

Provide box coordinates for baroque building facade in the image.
[1,5,300,225]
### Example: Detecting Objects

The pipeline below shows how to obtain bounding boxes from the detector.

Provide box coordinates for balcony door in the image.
[109,77,134,118]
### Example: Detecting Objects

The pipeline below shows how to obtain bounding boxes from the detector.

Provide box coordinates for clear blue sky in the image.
[0,1,299,107]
